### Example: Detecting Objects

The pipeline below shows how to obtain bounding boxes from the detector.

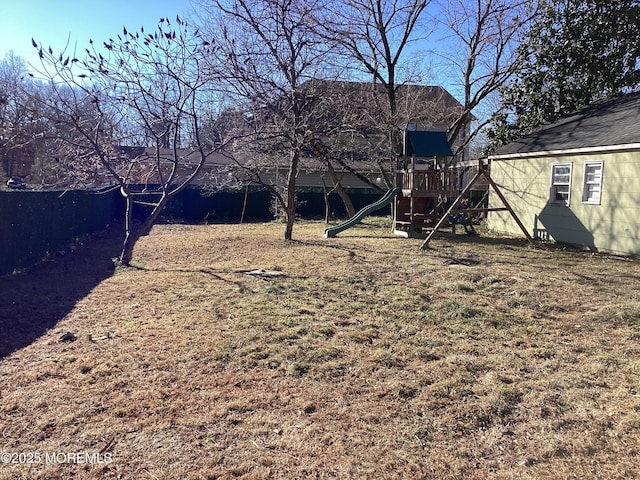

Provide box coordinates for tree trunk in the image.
[120,189,135,266]
[120,226,140,267]
[240,183,249,224]
[324,186,330,224]
[283,149,300,241]
[325,160,356,218]
[284,203,295,241]
[119,192,170,265]
[310,141,357,218]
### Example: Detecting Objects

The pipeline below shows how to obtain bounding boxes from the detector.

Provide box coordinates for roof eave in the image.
[489,142,640,161]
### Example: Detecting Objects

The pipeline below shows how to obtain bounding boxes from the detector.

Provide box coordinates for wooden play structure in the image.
[393,158,457,237]
[392,130,461,237]
[323,129,534,245]
[392,130,533,248]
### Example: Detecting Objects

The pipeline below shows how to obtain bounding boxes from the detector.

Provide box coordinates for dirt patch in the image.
[2,219,640,479]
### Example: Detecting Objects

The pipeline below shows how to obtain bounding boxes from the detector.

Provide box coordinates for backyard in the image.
[1,219,640,479]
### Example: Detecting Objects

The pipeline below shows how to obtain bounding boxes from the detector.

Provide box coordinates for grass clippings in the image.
[2,218,640,479]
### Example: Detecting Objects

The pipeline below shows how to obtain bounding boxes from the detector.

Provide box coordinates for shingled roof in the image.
[491,91,640,158]
[302,79,465,128]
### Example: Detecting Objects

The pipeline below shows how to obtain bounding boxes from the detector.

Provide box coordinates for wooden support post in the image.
[420,163,535,249]
[420,170,483,249]
[410,195,415,237]
[481,170,534,246]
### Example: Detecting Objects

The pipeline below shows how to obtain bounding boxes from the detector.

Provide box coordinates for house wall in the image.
[487,150,640,256]
[299,169,385,189]
[258,168,385,190]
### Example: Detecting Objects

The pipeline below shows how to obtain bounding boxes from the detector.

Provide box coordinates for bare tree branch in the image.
[32,17,223,265]
[197,0,336,240]
[432,0,538,158]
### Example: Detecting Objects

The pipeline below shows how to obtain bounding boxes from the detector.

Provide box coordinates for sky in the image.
[0,0,474,111]
[0,0,195,70]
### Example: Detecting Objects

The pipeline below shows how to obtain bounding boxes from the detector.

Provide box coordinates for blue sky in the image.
[0,0,470,108]
[0,0,194,70]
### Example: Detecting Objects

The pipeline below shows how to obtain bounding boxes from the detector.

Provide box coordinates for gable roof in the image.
[303,79,465,128]
[115,146,237,186]
[491,91,640,159]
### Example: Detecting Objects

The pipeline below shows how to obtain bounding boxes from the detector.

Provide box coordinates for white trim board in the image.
[489,143,640,161]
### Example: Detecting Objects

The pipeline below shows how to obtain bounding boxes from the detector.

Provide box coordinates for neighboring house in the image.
[117,146,237,188]
[0,143,34,183]
[0,125,41,185]
[1,150,32,179]
[118,146,383,192]
[296,80,476,227]
[116,146,387,220]
[487,91,640,256]
[394,83,472,163]
[263,157,384,191]
[303,80,471,165]
[125,81,470,192]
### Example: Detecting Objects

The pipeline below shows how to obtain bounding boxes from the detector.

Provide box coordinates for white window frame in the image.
[582,161,603,205]
[550,162,572,206]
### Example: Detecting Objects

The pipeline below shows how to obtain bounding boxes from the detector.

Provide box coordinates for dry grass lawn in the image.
[2,218,640,479]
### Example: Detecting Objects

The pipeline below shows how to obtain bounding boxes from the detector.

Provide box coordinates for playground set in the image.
[324,130,533,248]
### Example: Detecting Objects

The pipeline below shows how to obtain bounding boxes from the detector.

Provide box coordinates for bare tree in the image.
[33,17,220,265]
[432,0,538,158]
[197,0,332,240]
[0,53,48,184]
[316,0,430,156]
[316,0,536,165]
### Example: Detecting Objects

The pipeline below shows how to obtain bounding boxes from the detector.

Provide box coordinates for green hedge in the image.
[0,189,118,275]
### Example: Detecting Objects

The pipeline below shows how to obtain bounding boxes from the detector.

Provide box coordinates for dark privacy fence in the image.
[0,186,387,275]
[127,187,274,222]
[0,189,119,275]
[146,187,388,222]
[161,186,484,223]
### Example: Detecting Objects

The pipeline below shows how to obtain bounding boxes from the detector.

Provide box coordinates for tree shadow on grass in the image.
[0,226,123,360]
[429,231,534,250]
[127,264,250,288]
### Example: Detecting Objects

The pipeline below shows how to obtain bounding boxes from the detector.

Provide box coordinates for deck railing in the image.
[399,169,455,195]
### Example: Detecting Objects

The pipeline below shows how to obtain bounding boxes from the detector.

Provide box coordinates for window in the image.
[582,161,603,204]
[550,163,572,206]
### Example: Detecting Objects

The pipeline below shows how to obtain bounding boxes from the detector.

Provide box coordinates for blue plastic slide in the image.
[324,187,402,238]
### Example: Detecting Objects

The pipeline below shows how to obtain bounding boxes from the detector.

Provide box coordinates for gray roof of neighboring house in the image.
[303,79,466,127]
[117,146,385,188]
[118,146,236,167]
[491,91,640,158]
